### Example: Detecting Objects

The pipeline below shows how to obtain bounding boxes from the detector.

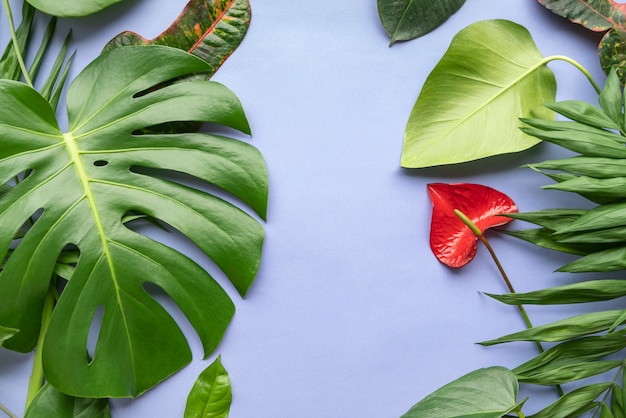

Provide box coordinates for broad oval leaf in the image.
[401,19,556,168]
[401,366,524,418]
[25,384,110,418]
[428,183,518,268]
[105,0,250,78]
[0,45,268,398]
[26,0,125,17]
[185,356,232,418]
[377,0,466,45]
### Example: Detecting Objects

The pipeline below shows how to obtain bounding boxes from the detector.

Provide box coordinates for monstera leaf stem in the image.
[2,0,32,87]
[25,283,56,408]
[547,55,601,94]
[0,402,17,418]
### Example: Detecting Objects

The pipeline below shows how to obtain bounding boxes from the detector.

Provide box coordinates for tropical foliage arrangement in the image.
[0,0,263,416]
[386,0,626,416]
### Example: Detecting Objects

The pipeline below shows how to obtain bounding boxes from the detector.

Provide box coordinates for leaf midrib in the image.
[62,132,135,368]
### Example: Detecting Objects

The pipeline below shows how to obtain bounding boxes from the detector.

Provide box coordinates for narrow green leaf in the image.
[557,225,626,244]
[520,126,626,158]
[599,67,623,127]
[513,332,626,377]
[39,32,72,105]
[487,279,626,305]
[24,384,110,418]
[25,0,126,17]
[611,381,625,417]
[106,0,250,79]
[401,367,524,418]
[530,383,612,418]
[602,402,616,418]
[401,19,555,168]
[545,100,620,130]
[506,209,586,230]
[481,310,626,345]
[27,16,57,84]
[0,2,35,81]
[559,246,626,273]
[185,356,232,418]
[529,157,626,179]
[557,202,626,234]
[502,229,601,256]
[517,361,622,386]
[543,176,626,201]
[377,0,466,45]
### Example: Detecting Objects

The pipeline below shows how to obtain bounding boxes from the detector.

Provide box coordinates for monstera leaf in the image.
[0,45,267,398]
[401,20,556,168]
[26,0,126,17]
[105,0,250,79]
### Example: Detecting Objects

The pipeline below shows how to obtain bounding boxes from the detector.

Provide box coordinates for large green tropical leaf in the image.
[25,0,126,17]
[185,356,232,418]
[377,0,466,45]
[401,19,556,168]
[105,0,250,78]
[401,366,525,418]
[24,384,110,418]
[0,45,267,398]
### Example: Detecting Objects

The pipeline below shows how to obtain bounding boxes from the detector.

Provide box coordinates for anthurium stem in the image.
[2,0,33,87]
[25,282,56,408]
[453,209,564,397]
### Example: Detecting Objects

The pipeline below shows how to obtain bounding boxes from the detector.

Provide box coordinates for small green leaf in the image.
[25,0,126,17]
[401,20,556,168]
[599,67,623,126]
[530,383,612,418]
[377,0,466,45]
[529,157,626,179]
[24,384,110,418]
[185,356,232,418]
[506,209,586,230]
[502,228,601,256]
[401,366,524,418]
[558,246,626,273]
[517,360,622,386]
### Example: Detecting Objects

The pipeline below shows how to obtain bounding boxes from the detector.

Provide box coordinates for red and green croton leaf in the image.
[105,0,250,78]
[428,183,518,268]
[537,0,626,81]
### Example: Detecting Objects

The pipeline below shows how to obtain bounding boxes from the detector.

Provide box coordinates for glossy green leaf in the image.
[401,367,524,418]
[185,356,232,418]
[106,0,250,79]
[487,279,626,305]
[0,324,18,347]
[377,0,466,45]
[599,67,623,126]
[503,228,603,255]
[24,384,110,418]
[0,45,267,398]
[25,0,126,17]
[530,383,612,418]
[401,20,556,168]
[520,125,626,159]
[545,100,620,130]
[506,209,586,230]
[481,310,626,346]
[529,157,626,179]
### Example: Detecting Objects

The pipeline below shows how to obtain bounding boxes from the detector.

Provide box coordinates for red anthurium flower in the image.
[427,183,518,268]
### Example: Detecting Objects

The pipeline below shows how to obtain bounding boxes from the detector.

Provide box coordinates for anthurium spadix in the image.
[427,183,518,268]
[0,45,268,398]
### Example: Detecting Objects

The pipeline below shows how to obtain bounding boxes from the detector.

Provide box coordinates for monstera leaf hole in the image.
[93,160,108,167]
[86,305,104,364]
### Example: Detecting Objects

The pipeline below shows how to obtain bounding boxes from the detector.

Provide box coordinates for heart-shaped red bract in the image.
[427,183,518,268]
